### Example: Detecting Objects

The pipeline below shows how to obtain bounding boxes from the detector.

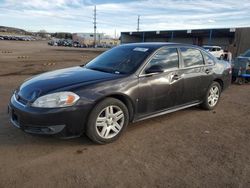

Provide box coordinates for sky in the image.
[0,0,250,37]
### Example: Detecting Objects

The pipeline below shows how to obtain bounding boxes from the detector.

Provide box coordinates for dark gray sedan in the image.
[9,43,232,144]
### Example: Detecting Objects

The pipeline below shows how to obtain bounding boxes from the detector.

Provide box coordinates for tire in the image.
[86,98,129,144]
[237,77,244,85]
[201,82,221,110]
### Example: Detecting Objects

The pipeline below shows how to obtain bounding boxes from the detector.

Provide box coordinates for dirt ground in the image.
[0,41,249,188]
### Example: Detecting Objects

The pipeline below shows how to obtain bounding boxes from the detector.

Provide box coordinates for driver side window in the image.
[144,47,179,73]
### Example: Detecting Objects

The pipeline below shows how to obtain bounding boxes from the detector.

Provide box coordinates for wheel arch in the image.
[213,78,224,91]
[94,93,135,122]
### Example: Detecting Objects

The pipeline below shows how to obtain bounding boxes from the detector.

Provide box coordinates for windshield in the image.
[85,45,153,74]
[242,49,250,57]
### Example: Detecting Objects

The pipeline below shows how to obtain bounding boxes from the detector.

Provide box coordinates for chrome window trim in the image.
[139,67,179,78]
[201,51,216,66]
[179,47,205,68]
[138,46,180,77]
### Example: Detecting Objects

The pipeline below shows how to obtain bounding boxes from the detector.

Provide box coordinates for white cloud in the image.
[0,0,250,36]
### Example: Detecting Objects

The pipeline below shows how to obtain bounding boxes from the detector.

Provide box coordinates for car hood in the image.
[17,66,122,101]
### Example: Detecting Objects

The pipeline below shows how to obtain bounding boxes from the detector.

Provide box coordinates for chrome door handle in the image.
[172,74,181,80]
[205,68,212,74]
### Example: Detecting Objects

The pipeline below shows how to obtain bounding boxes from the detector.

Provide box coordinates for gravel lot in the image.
[0,41,249,188]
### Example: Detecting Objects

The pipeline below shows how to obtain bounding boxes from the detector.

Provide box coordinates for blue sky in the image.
[0,0,250,37]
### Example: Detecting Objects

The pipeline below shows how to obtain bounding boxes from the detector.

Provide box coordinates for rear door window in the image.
[145,47,179,72]
[203,53,215,65]
[180,48,204,67]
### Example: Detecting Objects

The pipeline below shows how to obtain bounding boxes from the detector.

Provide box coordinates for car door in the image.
[177,47,205,105]
[198,52,216,99]
[137,47,183,117]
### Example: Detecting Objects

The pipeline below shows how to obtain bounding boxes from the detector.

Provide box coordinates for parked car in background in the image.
[48,40,54,46]
[232,49,250,84]
[8,43,232,144]
[203,45,225,59]
[56,39,73,47]
[48,39,60,46]
[73,41,81,48]
[73,41,87,48]
[64,39,73,47]
[0,35,36,41]
[56,39,63,46]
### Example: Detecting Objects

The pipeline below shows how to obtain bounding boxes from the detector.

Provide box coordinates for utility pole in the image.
[137,15,140,32]
[93,5,97,47]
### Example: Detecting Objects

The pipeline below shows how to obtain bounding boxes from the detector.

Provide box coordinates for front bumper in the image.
[8,94,93,137]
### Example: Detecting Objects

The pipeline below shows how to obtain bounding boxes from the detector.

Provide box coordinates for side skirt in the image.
[133,102,202,123]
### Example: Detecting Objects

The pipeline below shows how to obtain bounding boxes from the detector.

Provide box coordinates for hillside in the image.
[0,26,31,35]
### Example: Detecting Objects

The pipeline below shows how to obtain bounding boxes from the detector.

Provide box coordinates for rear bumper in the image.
[223,74,232,90]
[8,95,93,137]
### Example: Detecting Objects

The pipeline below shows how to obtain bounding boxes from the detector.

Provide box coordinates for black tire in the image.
[237,77,244,85]
[201,82,221,110]
[86,98,129,144]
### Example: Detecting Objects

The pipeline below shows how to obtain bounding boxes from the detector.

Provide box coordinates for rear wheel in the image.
[86,98,129,144]
[236,77,245,85]
[201,82,221,110]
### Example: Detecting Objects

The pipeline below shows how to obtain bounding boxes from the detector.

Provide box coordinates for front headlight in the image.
[31,91,80,108]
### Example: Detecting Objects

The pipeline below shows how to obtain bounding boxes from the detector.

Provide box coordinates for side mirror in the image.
[145,65,164,74]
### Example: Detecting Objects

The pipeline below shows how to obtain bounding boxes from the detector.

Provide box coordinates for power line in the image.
[93,5,97,47]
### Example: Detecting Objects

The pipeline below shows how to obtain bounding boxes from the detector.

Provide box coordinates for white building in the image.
[72,33,104,46]
[72,33,120,47]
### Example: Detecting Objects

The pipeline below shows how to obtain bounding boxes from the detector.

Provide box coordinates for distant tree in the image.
[39,30,47,38]
[51,32,72,39]
[65,33,72,39]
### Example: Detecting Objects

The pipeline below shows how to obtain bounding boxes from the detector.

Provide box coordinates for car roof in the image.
[203,45,221,48]
[121,42,201,50]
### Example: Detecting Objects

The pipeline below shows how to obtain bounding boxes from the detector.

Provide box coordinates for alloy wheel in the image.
[95,105,124,139]
[208,85,219,107]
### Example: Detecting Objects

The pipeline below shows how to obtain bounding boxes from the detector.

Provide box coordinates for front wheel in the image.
[86,98,129,144]
[201,82,221,110]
